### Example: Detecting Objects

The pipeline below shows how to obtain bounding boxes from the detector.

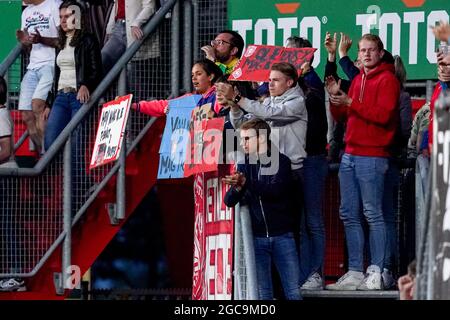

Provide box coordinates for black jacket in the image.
[224,150,295,237]
[305,88,328,156]
[53,33,102,95]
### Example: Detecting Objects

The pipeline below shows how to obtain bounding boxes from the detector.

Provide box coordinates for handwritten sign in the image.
[90,94,132,169]
[157,94,202,179]
[229,44,316,82]
[191,103,215,122]
[184,117,225,177]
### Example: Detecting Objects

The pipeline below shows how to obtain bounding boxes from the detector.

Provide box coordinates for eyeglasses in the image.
[240,135,257,142]
[211,39,232,47]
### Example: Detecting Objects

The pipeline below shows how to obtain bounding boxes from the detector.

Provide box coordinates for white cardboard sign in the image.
[89,94,132,169]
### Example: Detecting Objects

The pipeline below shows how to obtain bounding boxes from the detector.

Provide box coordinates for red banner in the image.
[229,44,316,82]
[192,165,234,300]
[184,117,225,177]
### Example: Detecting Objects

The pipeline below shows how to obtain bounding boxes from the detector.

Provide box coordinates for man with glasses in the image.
[201,30,244,75]
[223,118,301,300]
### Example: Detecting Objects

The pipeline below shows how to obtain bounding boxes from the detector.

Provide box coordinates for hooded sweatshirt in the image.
[330,62,400,157]
[230,85,307,169]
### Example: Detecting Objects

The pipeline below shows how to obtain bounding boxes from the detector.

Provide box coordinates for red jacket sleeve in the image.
[134,99,169,117]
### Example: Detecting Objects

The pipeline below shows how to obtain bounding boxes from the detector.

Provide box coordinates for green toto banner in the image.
[228,0,449,80]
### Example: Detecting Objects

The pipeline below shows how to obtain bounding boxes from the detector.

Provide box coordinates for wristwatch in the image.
[233,95,242,104]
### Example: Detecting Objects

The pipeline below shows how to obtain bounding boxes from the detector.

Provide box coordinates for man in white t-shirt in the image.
[16,0,61,154]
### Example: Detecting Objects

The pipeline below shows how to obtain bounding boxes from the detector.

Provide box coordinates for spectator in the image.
[218,62,307,173]
[407,102,430,159]
[43,0,101,208]
[44,0,102,151]
[432,20,450,63]
[219,64,307,290]
[428,21,450,151]
[323,32,359,163]
[325,34,400,291]
[398,260,416,300]
[17,0,61,154]
[223,118,300,300]
[134,59,223,117]
[295,76,328,290]
[382,55,412,289]
[285,36,324,96]
[102,0,159,75]
[0,76,24,292]
[0,76,17,169]
[201,30,244,75]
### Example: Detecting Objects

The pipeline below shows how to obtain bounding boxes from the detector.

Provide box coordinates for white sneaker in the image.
[382,268,396,289]
[325,271,364,291]
[357,265,383,290]
[0,278,26,292]
[301,272,323,290]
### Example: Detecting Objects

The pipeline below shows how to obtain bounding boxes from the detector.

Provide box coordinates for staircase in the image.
[0,0,181,299]
[1,118,165,300]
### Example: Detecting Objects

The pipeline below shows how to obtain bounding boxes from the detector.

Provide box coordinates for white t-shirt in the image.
[56,37,76,90]
[0,107,16,167]
[21,0,62,70]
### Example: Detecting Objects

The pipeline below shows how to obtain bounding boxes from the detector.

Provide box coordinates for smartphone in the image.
[439,42,449,56]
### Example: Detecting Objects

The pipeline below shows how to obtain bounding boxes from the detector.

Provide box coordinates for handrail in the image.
[0,43,22,77]
[2,117,158,278]
[14,130,29,152]
[0,0,178,280]
[0,0,178,177]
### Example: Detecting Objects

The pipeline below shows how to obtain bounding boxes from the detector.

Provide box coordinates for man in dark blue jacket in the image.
[223,118,300,300]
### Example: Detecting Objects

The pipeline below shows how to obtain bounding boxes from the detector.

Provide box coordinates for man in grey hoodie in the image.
[216,62,308,173]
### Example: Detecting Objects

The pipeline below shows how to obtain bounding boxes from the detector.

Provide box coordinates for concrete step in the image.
[301,289,399,299]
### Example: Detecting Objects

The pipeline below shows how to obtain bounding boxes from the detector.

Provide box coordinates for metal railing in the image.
[0,0,179,293]
[233,204,258,300]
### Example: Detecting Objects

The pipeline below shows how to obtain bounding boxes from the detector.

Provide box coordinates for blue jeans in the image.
[254,233,301,300]
[44,92,84,214]
[299,155,328,284]
[382,159,399,272]
[44,92,82,150]
[101,20,127,76]
[338,153,388,271]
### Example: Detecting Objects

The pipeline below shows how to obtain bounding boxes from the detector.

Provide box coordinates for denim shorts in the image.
[18,64,54,111]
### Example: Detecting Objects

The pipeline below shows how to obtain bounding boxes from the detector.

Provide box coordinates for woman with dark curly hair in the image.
[44,0,102,150]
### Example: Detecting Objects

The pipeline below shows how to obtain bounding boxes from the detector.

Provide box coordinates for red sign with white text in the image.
[192,166,234,300]
[229,45,316,82]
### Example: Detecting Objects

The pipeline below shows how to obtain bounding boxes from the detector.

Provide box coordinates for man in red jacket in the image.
[325,34,400,291]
